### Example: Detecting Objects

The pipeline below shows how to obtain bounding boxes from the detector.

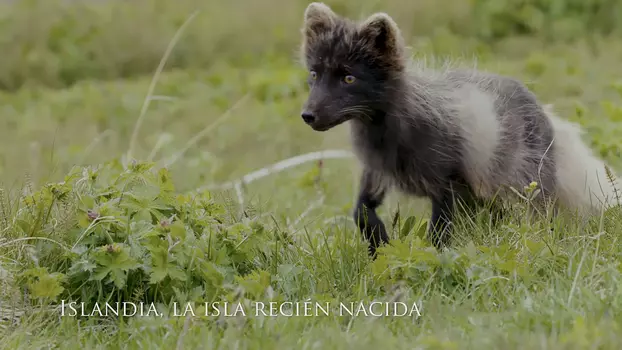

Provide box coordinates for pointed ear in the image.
[358,13,405,67]
[303,2,338,40]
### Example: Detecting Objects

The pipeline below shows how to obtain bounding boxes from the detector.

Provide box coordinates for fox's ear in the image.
[303,2,338,40]
[359,13,405,66]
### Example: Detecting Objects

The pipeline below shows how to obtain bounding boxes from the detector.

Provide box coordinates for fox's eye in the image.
[310,71,318,80]
[344,75,356,84]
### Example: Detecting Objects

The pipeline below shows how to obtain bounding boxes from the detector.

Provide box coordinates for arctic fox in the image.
[298,2,621,256]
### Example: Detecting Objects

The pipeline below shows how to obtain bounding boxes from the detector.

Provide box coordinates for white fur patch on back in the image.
[452,86,500,198]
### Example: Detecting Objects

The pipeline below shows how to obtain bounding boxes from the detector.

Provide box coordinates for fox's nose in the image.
[301,112,316,124]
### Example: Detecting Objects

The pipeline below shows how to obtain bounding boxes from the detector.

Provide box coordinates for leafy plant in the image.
[10,160,278,314]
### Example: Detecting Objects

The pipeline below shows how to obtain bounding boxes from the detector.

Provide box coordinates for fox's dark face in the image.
[301,55,389,131]
[300,3,406,131]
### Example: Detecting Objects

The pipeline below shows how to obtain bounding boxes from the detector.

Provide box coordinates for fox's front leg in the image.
[353,169,389,257]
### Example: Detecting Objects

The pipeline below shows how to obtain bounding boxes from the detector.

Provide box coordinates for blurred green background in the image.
[0,0,621,224]
[1,0,621,91]
[1,0,621,221]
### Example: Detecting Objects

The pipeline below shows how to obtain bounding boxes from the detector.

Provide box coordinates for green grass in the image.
[2,1,622,349]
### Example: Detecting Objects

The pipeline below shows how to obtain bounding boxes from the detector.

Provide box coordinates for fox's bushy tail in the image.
[545,104,621,214]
